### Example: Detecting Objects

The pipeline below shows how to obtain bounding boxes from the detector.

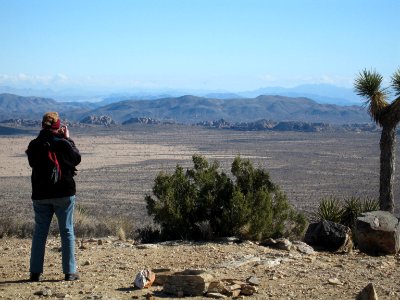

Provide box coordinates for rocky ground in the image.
[1,237,400,299]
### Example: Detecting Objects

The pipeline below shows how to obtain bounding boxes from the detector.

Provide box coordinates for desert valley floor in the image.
[1,124,400,299]
[0,124,397,220]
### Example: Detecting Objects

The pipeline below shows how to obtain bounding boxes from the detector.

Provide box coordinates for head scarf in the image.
[42,112,61,129]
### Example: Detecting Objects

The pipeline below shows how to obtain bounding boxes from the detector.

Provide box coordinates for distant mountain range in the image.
[0,93,370,124]
[0,83,362,105]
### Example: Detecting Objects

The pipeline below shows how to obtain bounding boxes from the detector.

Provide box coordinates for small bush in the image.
[145,155,307,241]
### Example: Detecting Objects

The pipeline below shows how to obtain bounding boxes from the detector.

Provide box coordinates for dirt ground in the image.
[1,237,400,300]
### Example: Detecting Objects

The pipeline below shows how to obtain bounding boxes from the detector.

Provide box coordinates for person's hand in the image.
[59,125,70,139]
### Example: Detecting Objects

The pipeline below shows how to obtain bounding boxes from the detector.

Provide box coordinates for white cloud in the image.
[0,73,70,87]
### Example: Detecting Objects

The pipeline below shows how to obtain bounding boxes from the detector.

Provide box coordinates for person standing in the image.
[26,112,81,281]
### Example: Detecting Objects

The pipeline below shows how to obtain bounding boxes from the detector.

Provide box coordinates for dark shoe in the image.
[65,273,80,281]
[29,272,41,282]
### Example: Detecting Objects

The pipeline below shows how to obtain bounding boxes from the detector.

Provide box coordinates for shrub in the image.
[314,196,379,229]
[145,155,307,241]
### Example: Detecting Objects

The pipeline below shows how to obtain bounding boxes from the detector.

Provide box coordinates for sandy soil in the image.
[0,134,195,178]
[1,237,400,299]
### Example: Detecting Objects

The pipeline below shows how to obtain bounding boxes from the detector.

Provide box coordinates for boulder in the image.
[163,269,214,296]
[356,283,378,300]
[304,220,352,251]
[356,211,400,255]
[152,268,174,286]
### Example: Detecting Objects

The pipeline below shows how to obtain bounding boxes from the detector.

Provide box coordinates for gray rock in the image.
[246,276,260,286]
[356,211,400,255]
[356,283,379,300]
[205,292,227,299]
[136,243,158,249]
[220,255,261,268]
[292,241,316,255]
[274,238,292,250]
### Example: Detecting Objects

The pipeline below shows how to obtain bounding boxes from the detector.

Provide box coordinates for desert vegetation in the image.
[145,155,307,241]
[313,196,379,231]
[354,68,400,213]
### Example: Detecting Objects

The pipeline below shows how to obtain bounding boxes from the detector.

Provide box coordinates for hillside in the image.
[85,95,369,124]
[0,93,96,121]
[0,93,370,124]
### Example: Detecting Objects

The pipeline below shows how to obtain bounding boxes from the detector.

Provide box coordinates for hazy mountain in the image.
[240,84,362,105]
[0,83,363,105]
[84,95,369,124]
[0,93,97,120]
[203,92,243,99]
[0,93,370,124]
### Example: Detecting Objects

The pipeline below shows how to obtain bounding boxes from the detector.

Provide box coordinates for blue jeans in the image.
[30,196,77,274]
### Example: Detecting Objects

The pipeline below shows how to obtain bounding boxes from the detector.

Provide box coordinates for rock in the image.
[55,293,69,298]
[246,276,260,286]
[208,281,226,293]
[34,289,52,296]
[136,244,158,249]
[292,241,316,255]
[275,238,292,250]
[356,211,400,255]
[80,115,116,126]
[205,292,227,299]
[256,258,281,268]
[328,278,343,285]
[220,255,261,268]
[225,289,241,297]
[134,269,156,289]
[152,269,174,286]
[122,117,160,125]
[82,260,91,266]
[216,236,242,244]
[240,284,258,296]
[304,220,352,252]
[145,293,155,300]
[163,269,213,296]
[356,283,378,300]
[97,240,103,245]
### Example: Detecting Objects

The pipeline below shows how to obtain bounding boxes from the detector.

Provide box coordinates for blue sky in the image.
[0,0,399,92]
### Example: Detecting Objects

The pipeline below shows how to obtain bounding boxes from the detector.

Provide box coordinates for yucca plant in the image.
[340,197,363,228]
[354,68,400,213]
[314,197,343,223]
[392,69,400,96]
[362,198,380,212]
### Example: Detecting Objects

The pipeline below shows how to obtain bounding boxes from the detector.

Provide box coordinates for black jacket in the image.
[27,129,81,200]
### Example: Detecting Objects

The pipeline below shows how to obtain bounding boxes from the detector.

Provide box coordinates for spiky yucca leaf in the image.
[340,197,362,228]
[363,198,379,212]
[369,92,388,125]
[354,69,388,125]
[315,197,343,223]
[392,69,400,96]
[354,69,384,98]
